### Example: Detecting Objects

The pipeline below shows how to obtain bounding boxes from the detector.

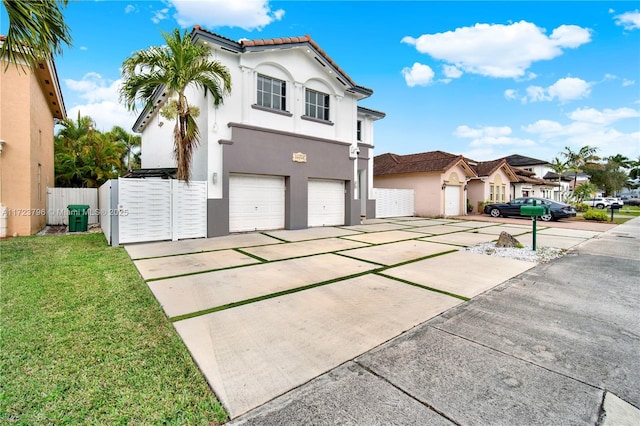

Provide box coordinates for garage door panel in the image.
[229,174,285,232]
[308,179,345,227]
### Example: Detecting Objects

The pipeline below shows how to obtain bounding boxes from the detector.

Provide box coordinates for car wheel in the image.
[489,208,501,218]
[596,203,604,209]
[540,214,553,222]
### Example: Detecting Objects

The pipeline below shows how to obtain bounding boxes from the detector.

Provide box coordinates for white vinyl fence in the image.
[46,187,99,225]
[373,188,415,218]
[100,178,207,246]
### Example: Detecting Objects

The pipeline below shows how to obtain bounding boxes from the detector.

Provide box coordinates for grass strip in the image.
[169,269,376,322]
[0,234,227,425]
[234,248,268,263]
[375,272,470,301]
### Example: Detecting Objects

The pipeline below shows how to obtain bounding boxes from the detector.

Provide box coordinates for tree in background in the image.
[119,29,231,182]
[572,182,598,203]
[586,157,633,196]
[548,156,568,199]
[561,145,600,191]
[54,113,136,187]
[1,0,72,70]
[107,126,141,171]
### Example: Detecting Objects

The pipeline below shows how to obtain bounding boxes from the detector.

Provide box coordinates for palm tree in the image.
[107,126,141,171]
[606,154,632,170]
[561,145,600,193]
[548,156,567,200]
[1,0,72,70]
[119,29,232,182]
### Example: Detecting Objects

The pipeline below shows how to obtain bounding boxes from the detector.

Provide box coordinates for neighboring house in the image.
[465,158,519,212]
[134,28,385,237]
[373,151,476,217]
[0,35,66,237]
[503,154,567,201]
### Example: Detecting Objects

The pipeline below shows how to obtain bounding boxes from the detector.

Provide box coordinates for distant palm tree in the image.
[606,154,632,170]
[107,126,141,171]
[1,0,72,70]
[548,157,567,201]
[119,29,232,182]
[561,145,600,192]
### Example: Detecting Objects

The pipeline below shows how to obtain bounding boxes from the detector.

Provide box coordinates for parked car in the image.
[605,197,624,208]
[620,196,640,206]
[483,197,577,222]
[583,197,611,209]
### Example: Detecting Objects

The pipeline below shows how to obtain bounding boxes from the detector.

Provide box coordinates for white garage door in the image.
[444,185,461,217]
[308,179,345,227]
[229,174,285,232]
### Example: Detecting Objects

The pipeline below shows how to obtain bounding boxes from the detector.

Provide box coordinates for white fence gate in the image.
[373,188,415,218]
[99,178,207,245]
[46,187,99,225]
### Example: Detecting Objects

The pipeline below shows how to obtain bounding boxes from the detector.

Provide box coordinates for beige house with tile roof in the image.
[0,35,66,237]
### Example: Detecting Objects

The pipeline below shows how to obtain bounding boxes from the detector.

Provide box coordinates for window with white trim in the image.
[257,74,286,111]
[305,89,330,121]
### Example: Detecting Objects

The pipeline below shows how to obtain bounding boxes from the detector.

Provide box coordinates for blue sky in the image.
[2,1,639,163]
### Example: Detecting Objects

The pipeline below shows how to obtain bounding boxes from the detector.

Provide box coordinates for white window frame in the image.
[305,88,330,121]
[257,74,287,111]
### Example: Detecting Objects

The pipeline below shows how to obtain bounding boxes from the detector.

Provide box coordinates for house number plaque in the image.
[292,152,307,163]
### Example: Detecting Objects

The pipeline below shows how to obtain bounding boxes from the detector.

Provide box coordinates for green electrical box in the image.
[520,205,550,217]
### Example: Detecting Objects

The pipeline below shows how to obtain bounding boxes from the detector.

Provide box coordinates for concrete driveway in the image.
[126,217,612,419]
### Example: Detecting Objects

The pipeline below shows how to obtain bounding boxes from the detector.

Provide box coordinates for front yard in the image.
[0,233,227,424]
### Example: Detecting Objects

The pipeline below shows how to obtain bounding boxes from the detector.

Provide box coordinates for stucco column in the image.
[0,140,6,238]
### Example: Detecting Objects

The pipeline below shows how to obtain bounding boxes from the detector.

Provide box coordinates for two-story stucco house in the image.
[133,27,384,237]
[503,154,567,201]
[0,35,66,237]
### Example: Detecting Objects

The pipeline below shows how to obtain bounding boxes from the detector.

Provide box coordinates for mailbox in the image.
[520,204,550,217]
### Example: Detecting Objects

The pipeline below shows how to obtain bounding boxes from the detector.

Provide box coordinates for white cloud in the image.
[504,89,518,100]
[523,106,640,158]
[614,10,640,30]
[443,64,463,79]
[455,125,535,151]
[152,8,170,24]
[64,73,138,132]
[623,79,636,87]
[124,4,136,14]
[167,0,284,30]
[567,107,639,125]
[523,77,592,103]
[401,21,591,79]
[401,62,435,87]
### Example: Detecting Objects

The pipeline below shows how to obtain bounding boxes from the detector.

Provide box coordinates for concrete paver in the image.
[516,232,587,249]
[474,224,535,235]
[263,227,362,242]
[537,227,602,239]
[338,222,415,232]
[134,249,258,280]
[228,362,453,426]
[240,237,369,261]
[600,392,640,426]
[147,253,378,318]
[402,224,470,235]
[390,218,454,226]
[382,251,534,298]
[444,220,498,228]
[125,233,282,259]
[421,231,498,246]
[173,274,462,418]
[341,230,424,244]
[357,327,603,425]
[339,240,460,266]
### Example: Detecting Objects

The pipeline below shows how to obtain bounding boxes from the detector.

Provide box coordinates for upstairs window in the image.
[357,120,362,141]
[305,89,330,121]
[257,74,286,111]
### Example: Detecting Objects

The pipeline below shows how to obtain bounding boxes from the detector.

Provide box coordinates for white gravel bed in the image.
[462,242,567,264]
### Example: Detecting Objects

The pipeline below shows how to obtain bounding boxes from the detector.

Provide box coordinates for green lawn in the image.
[0,233,227,425]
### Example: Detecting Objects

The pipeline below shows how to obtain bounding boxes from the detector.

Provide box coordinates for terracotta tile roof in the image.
[374,151,475,176]
[503,154,548,167]
[192,26,367,92]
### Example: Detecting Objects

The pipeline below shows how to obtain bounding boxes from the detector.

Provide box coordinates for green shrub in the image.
[572,203,590,212]
[583,209,609,221]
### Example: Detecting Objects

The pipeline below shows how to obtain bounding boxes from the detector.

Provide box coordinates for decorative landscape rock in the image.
[496,231,521,248]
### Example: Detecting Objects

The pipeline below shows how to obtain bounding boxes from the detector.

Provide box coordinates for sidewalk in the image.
[230,217,640,425]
